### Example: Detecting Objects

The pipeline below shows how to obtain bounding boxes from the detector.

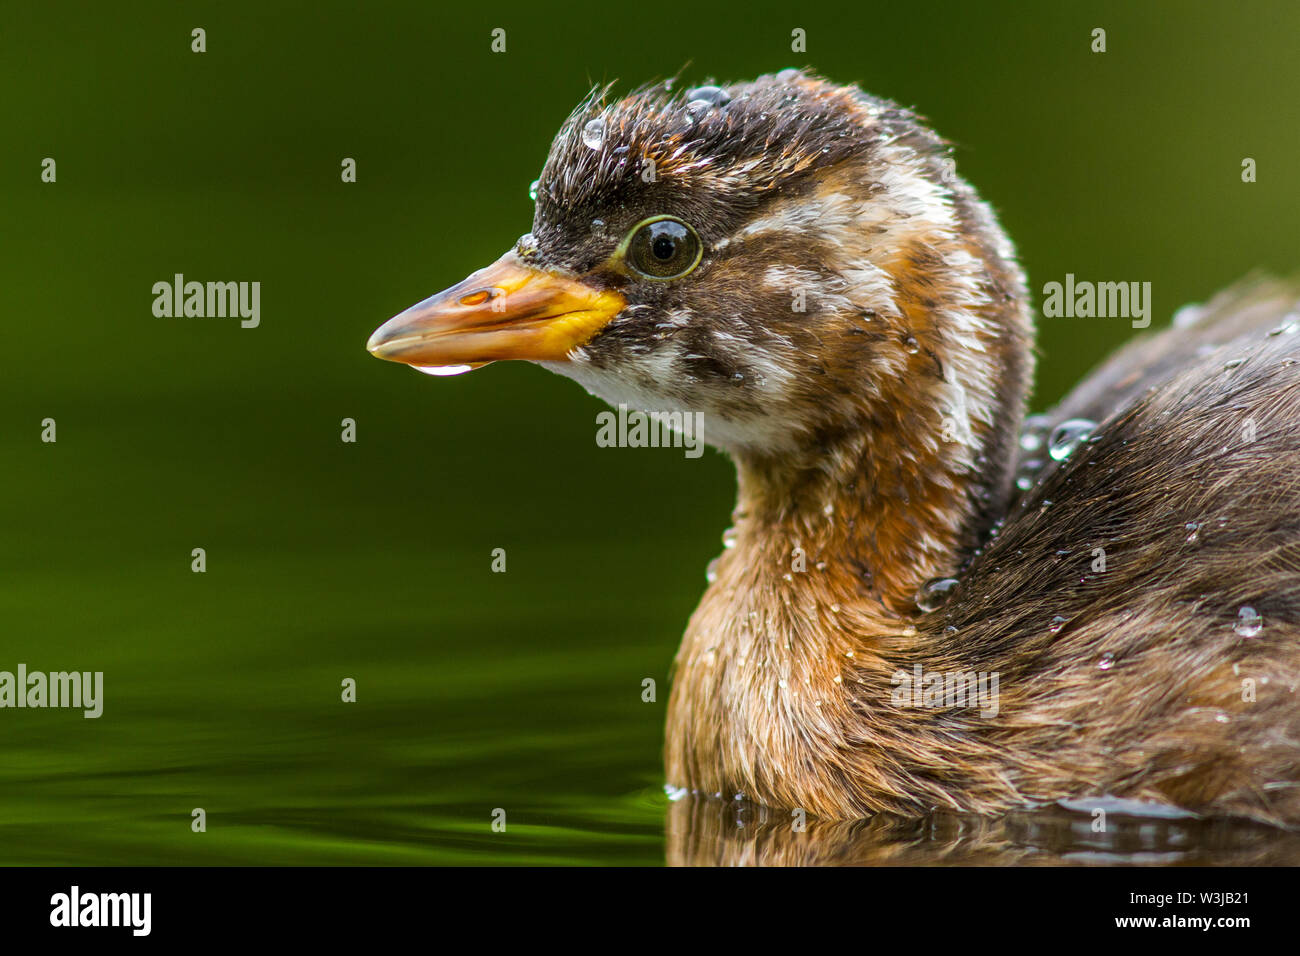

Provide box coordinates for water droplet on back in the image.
[915,577,959,613]
[1048,419,1096,461]
[1234,605,1263,638]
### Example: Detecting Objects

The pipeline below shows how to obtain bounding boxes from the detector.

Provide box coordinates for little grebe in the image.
[368,71,1300,826]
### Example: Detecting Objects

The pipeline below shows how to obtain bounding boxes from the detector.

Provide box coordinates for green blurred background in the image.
[1,1,1297,864]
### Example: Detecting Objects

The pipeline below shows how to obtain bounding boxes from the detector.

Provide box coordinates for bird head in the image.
[368,70,1031,523]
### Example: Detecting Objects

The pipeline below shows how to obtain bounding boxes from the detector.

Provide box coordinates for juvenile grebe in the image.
[368,71,1300,825]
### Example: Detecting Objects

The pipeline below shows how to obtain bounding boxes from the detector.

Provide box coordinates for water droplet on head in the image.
[1048,419,1096,462]
[915,577,959,613]
[705,557,719,583]
[1172,303,1204,328]
[1048,615,1068,635]
[679,102,715,131]
[903,335,920,354]
[1185,522,1200,543]
[684,85,731,107]
[528,179,540,201]
[1234,605,1263,638]
[721,527,737,549]
[1097,652,1115,671]
[1223,357,1246,371]
[581,117,606,150]
[414,364,477,377]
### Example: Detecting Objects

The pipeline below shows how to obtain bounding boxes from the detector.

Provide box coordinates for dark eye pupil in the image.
[652,236,676,260]
[626,217,700,279]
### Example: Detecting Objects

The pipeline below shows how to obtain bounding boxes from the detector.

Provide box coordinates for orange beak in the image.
[366,250,626,373]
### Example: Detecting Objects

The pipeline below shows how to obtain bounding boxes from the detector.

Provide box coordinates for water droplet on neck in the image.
[1015,458,1045,491]
[1234,605,1263,638]
[1019,413,1050,452]
[1223,357,1246,370]
[528,179,540,201]
[903,335,920,354]
[705,557,720,583]
[1097,652,1115,671]
[721,527,738,549]
[1048,615,1068,635]
[1048,418,1097,461]
[915,577,959,613]
[581,117,606,150]
[1185,522,1200,543]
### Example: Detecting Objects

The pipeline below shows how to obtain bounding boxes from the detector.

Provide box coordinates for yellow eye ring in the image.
[616,215,703,280]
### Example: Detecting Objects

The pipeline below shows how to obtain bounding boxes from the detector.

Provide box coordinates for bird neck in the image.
[663,417,1012,813]
[728,391,1001,615]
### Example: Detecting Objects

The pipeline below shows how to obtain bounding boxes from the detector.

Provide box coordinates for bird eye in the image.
[623,216,702,280]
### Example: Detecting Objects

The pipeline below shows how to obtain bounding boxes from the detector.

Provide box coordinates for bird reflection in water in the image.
[666,792,1300,866]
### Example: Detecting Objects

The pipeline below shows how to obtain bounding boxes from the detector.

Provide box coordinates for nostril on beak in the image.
[458,288,501,307]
